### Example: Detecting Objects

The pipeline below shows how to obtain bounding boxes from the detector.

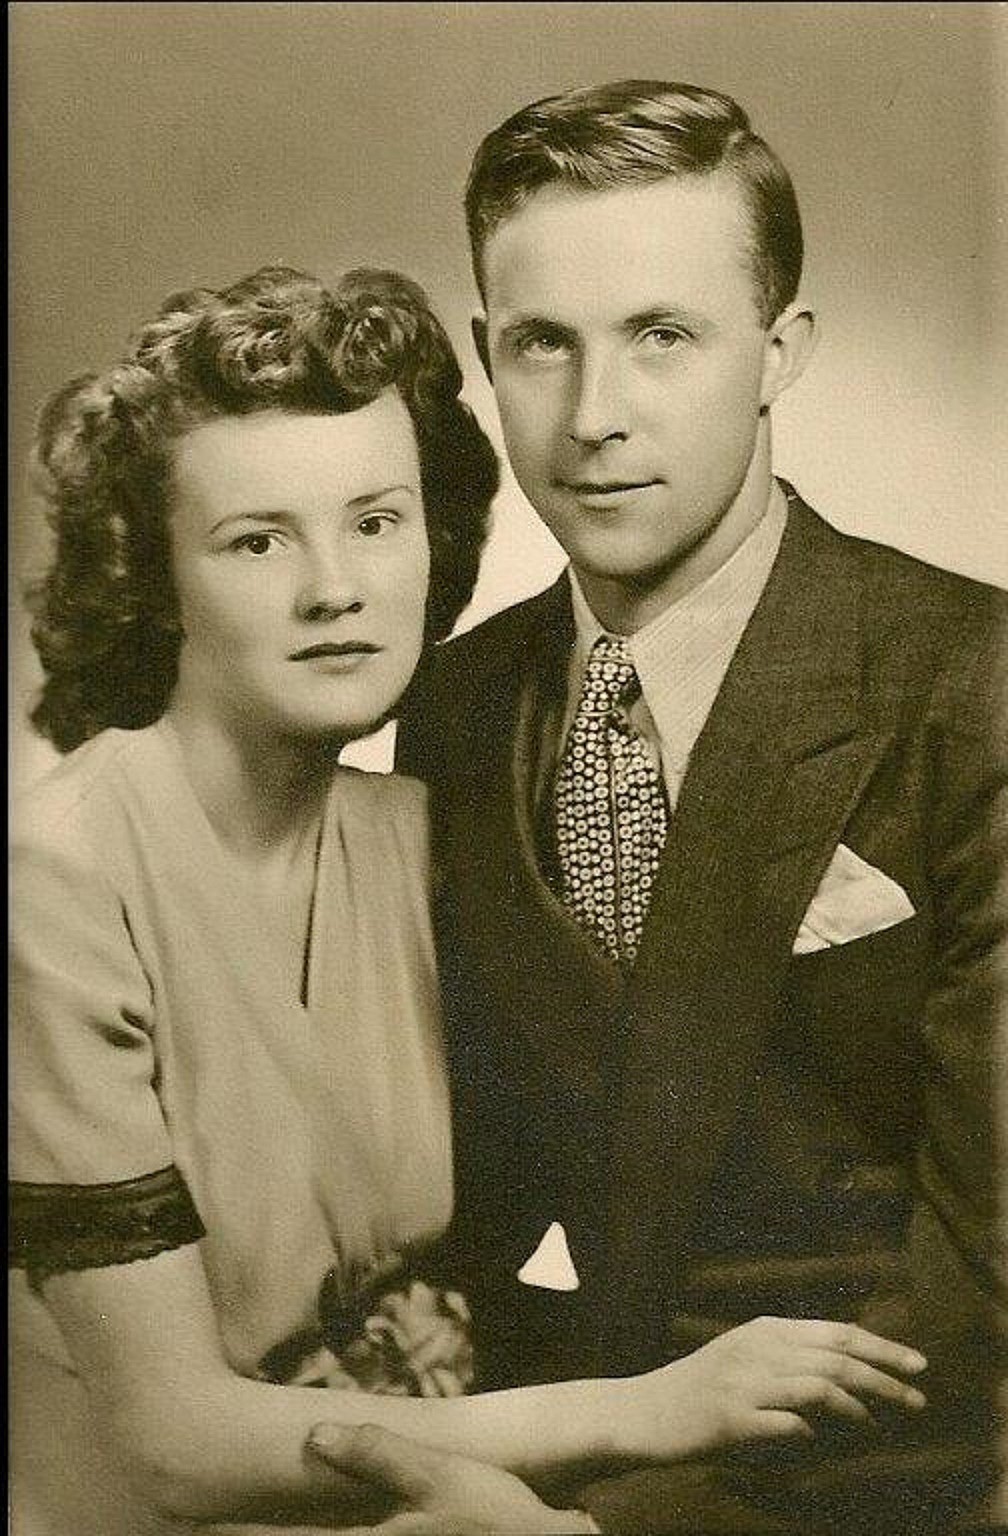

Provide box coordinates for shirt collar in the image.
[567,481,788,774]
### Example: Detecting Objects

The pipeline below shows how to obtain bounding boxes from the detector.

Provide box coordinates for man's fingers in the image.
[809,1352,927,1411]
[772,1376,873,1423]
[749,1409,814,1442]
[775,1319,927,1375]
[306,1422,443,1502]
[337,1517,432,1536]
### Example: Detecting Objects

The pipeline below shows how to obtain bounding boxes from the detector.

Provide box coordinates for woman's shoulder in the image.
[327,766,431,867]
[12,724,171,868]
[330,764,429,819]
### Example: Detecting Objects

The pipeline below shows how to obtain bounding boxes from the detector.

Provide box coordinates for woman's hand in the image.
[616,1316,928,1461]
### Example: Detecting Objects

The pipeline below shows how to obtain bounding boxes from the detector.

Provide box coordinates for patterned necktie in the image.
[554,635,668,964]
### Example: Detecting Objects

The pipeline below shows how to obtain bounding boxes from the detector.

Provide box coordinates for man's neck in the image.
[574,460,778,637]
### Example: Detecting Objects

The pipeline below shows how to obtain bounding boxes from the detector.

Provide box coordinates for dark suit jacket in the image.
[398,491,1008,1533]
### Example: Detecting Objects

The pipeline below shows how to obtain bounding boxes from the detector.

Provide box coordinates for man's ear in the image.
[760,302,816,409]
[471,316,492,382]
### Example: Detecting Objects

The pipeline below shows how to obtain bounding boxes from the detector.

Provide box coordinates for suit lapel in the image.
[604,496,895,1317]
[432,580,623,1103]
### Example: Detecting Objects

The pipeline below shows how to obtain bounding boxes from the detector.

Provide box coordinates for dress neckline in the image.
[147,717,333,1013]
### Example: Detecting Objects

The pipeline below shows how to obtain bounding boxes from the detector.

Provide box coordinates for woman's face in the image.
[167,392,430,742]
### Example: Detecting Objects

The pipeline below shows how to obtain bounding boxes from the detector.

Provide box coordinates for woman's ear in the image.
[760,302,816,409]
[471,317,491,382]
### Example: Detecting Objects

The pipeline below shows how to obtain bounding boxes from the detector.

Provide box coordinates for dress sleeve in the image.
[9,825,204,1280]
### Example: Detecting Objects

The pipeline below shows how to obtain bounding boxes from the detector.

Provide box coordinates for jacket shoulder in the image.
[847,526,1007,630]
[438,585,562,674]
[788,491,1005,665]
[396,583,565,777]
[813,514,1007,739]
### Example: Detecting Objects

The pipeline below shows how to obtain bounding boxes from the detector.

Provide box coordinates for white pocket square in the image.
[793,844,915,954]
[517,1221,580,1291]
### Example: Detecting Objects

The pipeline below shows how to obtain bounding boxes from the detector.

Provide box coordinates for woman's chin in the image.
[278,707,396,753]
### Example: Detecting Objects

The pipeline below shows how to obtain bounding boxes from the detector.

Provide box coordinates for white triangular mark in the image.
[517,1221,580,1291]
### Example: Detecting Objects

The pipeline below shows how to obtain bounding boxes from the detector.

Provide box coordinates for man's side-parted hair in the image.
[466,79,803,327]
[28,265,499,752]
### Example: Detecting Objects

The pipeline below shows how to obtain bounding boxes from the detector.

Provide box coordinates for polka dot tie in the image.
[554,635,668,964]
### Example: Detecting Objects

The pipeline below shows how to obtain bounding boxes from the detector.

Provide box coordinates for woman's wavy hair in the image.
[28,265,499,751]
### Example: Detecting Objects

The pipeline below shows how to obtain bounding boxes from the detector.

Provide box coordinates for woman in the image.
[10,266,928,1535]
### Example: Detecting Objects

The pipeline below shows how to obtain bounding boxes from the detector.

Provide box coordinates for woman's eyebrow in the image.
[208,486,419,536]
[209,509,299,535]
[346,484,420,509]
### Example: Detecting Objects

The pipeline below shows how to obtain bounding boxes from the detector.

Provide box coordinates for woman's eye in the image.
[232,532,279,556]
[357,512,397,537]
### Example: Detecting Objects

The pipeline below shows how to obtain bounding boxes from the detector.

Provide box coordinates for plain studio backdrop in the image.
[9,2,1007,789]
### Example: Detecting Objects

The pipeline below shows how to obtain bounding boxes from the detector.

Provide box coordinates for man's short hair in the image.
[466,79,803,327]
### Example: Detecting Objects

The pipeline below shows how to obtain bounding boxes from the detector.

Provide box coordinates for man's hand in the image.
[617,1316,929,1461]
[306,1422,600,1535]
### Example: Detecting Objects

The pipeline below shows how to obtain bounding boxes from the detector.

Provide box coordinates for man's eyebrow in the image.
[496,307,705,342]
[620,306,703,333]
[497,314,575,340]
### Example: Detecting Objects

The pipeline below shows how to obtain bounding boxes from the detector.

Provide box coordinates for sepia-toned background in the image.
[10,1,1007,790]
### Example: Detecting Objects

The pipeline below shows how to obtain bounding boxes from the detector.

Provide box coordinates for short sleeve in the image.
[9,825,204,1277]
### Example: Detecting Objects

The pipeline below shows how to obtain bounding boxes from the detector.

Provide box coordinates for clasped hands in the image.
[305,1316,927,1534]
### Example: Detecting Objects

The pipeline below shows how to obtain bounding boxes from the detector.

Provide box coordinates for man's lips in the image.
[288,641,382,661]
[558,478,662,495]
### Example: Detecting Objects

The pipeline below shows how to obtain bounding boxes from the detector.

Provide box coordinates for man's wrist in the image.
[550,1510,602,1534]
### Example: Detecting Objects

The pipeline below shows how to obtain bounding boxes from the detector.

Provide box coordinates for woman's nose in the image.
[294,546,363,621]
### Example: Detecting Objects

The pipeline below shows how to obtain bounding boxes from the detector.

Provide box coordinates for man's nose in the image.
[295,544,363,621]
[567,352,629,447]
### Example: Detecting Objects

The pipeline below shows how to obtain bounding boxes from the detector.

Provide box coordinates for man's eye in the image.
[515,329,569,360]
[640,326,685,351]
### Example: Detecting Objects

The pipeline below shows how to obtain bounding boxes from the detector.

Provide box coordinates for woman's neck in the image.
[163,697,341,865]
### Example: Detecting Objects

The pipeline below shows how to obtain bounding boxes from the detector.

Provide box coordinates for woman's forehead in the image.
[169,396,421,513]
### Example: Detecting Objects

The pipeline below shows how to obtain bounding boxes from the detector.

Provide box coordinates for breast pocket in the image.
[782,913,929,1156]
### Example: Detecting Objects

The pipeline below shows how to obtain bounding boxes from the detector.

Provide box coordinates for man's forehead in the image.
[481,173,757,319]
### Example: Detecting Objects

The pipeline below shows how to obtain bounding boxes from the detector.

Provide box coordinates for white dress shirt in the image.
[562,482,788,814]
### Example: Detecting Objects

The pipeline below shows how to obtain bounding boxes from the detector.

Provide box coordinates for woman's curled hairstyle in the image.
[28,265,499,751]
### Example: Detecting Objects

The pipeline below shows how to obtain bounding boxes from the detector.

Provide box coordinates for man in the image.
[314,79,1007,1533]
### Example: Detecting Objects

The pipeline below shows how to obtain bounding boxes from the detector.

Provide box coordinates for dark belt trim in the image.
[9,1164,205,1281]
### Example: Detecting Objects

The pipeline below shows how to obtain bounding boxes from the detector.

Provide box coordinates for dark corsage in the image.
[335,1279,474,1396]
[267,1254,475,1397]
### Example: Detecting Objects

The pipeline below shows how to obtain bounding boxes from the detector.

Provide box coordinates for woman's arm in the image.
[43,1244,930,1529]
[11,797,609,1526]
[41,1242,621,1527]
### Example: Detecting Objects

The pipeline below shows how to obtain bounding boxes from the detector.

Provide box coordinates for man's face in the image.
[478,173,800,623]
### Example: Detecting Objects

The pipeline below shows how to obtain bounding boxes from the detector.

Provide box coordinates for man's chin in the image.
[571,549,690,595]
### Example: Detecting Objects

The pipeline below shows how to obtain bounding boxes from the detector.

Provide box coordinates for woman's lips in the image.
[289,642,381,660]
[288,642,382,671]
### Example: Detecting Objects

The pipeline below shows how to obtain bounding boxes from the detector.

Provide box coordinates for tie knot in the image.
[580,635,639,713]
